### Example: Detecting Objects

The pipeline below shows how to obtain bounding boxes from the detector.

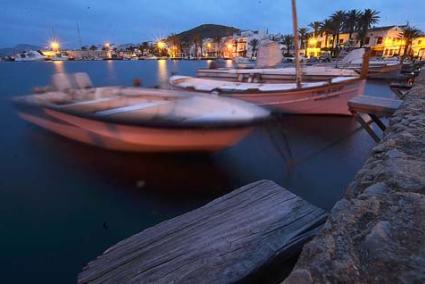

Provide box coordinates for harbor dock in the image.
[286,70,425,283]
[78,180,327,283]
[77,70,425,284]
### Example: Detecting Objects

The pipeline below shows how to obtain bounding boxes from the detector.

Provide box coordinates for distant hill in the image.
[0,44,42,56]
[174,24,240,42]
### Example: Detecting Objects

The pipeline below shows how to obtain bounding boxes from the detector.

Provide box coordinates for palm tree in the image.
[298,27,309,49]
[358,9,380,47]
[282,34,293,55]
[167,34,180,58]
[320,19,335,49]
[400,24,423,62]
[330,10,345,51]
[344,9,362,40]
[309,21,322,37]
[192,33,202,58]
[214,35,221,57]
[249,39,259,59]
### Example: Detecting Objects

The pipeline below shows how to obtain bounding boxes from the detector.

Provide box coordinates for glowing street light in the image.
[50,41,60,51]
[227,43,233,49]
[157,41,166,49]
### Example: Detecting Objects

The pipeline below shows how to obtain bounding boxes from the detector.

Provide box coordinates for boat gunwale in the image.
[12,97,270,130]
[170,76,364,96]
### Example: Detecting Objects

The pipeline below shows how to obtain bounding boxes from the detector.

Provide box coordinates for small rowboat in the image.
[169,75,365,116]
[13,75,269,152]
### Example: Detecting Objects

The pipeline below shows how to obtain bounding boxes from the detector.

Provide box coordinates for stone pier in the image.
[285,71,425,283]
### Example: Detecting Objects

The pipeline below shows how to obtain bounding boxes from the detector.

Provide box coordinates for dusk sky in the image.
[1,0,424,48]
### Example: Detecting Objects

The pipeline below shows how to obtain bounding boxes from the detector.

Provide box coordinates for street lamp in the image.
[50,41,60,52]
[157,41,166,49]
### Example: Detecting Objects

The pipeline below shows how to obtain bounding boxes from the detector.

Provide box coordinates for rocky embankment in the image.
[285,71,425,284]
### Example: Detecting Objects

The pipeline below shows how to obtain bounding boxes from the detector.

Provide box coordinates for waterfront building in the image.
[220,30,268,58]
[307,25,424,58]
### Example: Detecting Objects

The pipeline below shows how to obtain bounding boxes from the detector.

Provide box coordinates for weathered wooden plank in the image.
[78,180,327,284]
[348,96,402,117]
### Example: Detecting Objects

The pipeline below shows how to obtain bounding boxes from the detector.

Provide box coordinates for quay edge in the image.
[285,70,425,283]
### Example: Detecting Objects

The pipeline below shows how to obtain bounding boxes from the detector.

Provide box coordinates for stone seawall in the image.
[285,71,425,283]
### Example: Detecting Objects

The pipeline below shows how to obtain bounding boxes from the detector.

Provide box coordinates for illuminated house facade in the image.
[220,30,267,58]
[306,25,424,59]
[412,36,425,58]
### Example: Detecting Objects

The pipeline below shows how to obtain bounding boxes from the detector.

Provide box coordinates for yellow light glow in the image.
[157,41,166,49]
[308,38,318,45]
[207,43,212,48]
[50,41,60,51]
[227,43,233,49]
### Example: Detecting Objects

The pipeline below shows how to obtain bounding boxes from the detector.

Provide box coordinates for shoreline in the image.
[285,70,425,283]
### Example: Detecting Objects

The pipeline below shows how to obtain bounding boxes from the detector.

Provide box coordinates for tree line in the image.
[280,9,422,59]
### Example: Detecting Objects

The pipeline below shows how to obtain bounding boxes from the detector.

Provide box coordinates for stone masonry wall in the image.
[285,71,425,284]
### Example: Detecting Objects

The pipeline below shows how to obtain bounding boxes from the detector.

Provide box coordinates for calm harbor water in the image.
[0,60,394,283]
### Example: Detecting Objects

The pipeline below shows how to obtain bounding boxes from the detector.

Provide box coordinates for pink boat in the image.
[169,75,365,116]
[14,82,269,152]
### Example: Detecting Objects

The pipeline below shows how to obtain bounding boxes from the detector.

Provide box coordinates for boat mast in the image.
[291,0,303,87]
[77,22,82,49]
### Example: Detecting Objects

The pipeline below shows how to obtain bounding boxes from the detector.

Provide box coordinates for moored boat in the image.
[197,66,360,82]
[13,73,270,152]
[169,75,365,115]
[337,48,402,79]
[14,50,46,62]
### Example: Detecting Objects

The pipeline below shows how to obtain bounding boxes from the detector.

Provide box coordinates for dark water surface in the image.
[0,60,394,283]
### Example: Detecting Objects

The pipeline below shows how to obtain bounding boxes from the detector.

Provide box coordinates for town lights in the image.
[157,41,166,49]
[50,41,60,51]
[227,43,233,49]
[308,38,318,45]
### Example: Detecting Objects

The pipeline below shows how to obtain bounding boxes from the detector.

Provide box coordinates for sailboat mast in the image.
[291,0,302,86]
[77,23,82,49]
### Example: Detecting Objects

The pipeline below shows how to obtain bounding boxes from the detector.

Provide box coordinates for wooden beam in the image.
[353,113,381,143]
[78,180,327,284]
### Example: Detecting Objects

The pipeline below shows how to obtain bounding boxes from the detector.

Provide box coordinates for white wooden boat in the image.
[197,66,360,82]
[14,50,46,62]
[170,75,365,116]
[337,48,402,79]
[14,74,269,152]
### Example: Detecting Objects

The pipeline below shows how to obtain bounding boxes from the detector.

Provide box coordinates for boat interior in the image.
[170,75,359,93]
[15,73,269,125]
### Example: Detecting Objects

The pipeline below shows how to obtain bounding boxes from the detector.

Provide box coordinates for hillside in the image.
[0,44,42,56]
[174,24,240,42]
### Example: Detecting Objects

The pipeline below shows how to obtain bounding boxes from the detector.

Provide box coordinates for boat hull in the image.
[222,79,365,116]
[367,64,402,79]
[17,108,253,152]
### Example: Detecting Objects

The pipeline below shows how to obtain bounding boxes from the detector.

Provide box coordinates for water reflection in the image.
[53,61,65,73]
[225,59,233,68]
[106,60,116,81]
[157,59,168,87]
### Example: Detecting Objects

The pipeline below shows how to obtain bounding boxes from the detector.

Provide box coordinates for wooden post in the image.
[360,47,370,79]
[291,0,303,87]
